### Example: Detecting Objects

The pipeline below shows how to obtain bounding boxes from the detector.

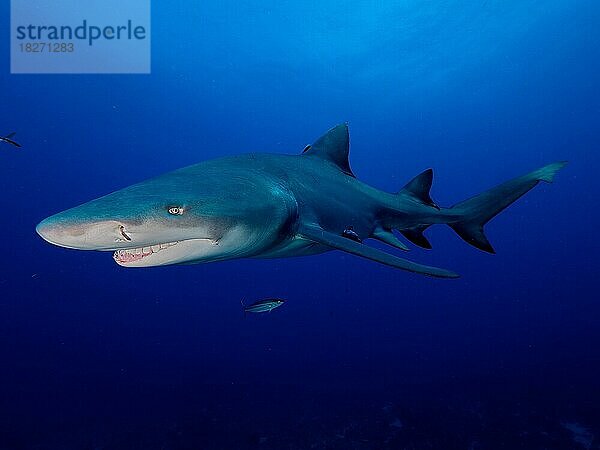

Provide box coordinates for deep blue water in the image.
[1,1,599,449]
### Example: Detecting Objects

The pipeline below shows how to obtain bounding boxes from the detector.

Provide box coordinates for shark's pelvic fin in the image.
[448,161,568,253]
[302,124,355,177]
[299,223,459,278]
[371,226,410,251]
[399,168,439,209]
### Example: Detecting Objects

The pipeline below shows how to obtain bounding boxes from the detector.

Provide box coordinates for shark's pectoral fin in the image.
[298,224,459,279]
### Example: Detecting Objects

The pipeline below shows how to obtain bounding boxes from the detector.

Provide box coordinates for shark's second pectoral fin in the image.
[298,224,459,279]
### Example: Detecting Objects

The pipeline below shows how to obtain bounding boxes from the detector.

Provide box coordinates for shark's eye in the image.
[168,206,185,216]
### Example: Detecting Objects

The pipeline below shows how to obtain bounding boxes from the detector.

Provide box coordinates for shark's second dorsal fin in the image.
[399,169,439,209]
[303,124,354,177]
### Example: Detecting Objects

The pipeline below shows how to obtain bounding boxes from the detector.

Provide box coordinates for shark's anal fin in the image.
[298,224,459,279]
[400,225,432,249]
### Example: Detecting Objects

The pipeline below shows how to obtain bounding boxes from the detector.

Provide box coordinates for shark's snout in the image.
[36,217,75,248]
[36,216,129,250]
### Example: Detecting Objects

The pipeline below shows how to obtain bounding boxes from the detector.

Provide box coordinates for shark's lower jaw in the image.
[113,241,179,264]
[112,238,217,267]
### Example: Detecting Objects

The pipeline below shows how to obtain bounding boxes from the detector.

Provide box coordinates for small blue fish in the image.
[0,132,21,148]
[241,298,285,316]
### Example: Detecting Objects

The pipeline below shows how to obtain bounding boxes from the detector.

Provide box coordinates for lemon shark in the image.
[36,125,566,278]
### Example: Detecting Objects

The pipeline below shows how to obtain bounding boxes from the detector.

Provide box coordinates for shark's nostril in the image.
[120,226,132,241]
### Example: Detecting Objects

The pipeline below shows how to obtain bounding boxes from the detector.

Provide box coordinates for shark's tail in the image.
[447,161,568,253]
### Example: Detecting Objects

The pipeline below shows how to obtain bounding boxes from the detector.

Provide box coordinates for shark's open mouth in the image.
[113,241,179,264]
[111,238,218,267]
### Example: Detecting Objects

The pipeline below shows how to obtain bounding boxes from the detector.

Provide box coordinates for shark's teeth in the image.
[113,241,179,263]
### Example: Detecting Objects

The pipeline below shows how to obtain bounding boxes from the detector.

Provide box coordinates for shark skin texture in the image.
[36,124,567,278]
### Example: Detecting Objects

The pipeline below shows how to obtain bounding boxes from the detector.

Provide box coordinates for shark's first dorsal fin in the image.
[399,169,439,209]
[298,223,458,278]
[303,124,354,177]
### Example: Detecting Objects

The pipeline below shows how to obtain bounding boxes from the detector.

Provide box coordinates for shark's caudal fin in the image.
[299,223,459,278]
[448,161,568,253]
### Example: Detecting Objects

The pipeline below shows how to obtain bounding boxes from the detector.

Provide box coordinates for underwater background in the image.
[1,0,599,448]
